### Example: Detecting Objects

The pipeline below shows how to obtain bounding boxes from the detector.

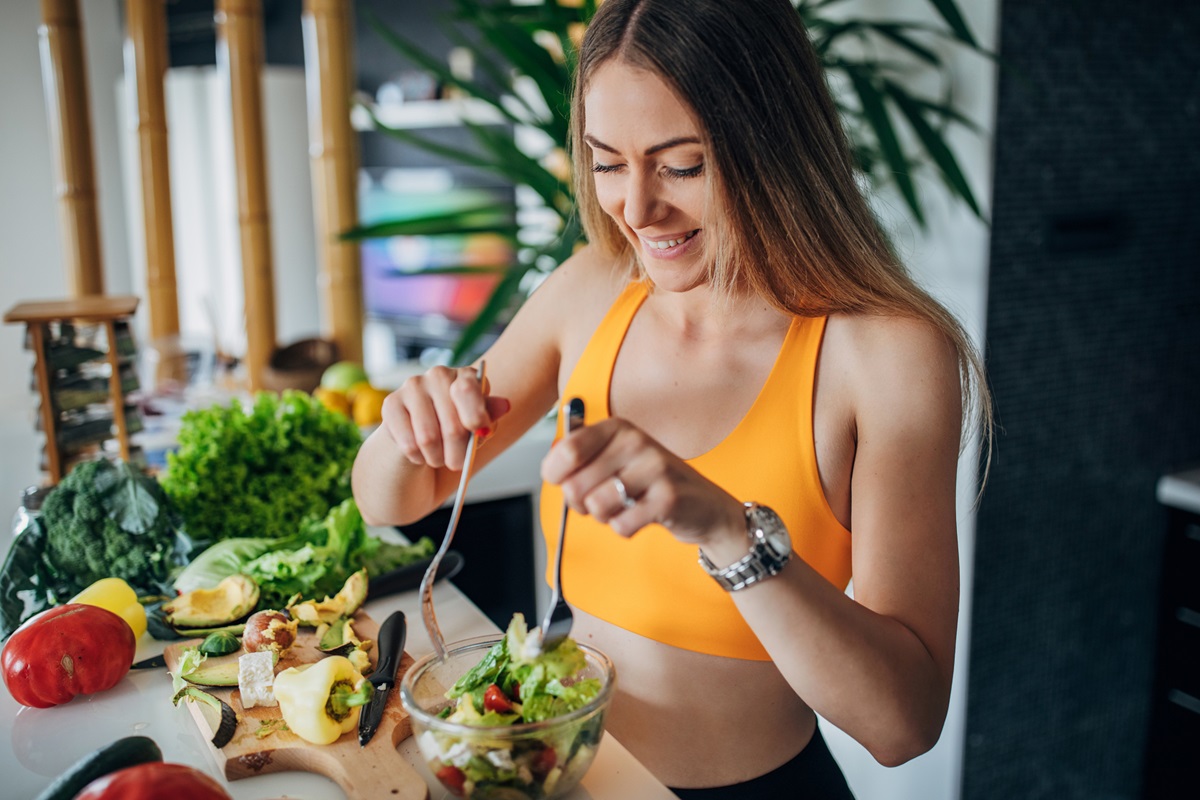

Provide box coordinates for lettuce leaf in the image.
[172,499,434,608]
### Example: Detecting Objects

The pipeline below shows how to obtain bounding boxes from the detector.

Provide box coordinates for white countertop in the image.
[0,528,676,800]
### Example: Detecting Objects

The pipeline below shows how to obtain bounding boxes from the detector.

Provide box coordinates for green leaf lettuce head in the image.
[160,390,362,543]
[173,498,435,609]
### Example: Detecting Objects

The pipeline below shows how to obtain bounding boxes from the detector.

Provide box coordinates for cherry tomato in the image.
[436,764,467,796]
[531,745,558,780]
[74,762,231,799]
[483,682,514,713]
[2,604,135,708]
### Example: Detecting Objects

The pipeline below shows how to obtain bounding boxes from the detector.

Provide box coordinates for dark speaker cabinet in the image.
[1143,506,1200,798]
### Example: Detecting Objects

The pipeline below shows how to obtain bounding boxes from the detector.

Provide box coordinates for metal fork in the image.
[540,396,586,651]
[420,360,486,661]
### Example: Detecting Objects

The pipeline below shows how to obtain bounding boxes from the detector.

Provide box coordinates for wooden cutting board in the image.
[163,610,429,800]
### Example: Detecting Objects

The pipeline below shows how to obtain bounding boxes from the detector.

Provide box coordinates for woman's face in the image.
[583,60,710,292]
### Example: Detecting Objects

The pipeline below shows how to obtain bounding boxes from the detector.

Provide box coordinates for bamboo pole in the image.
[27,323,62,483]
[103,319,132,463]
[302,0,363,364]
[38,0,105,297]
[216,0,276,391]
[125,0,181,347]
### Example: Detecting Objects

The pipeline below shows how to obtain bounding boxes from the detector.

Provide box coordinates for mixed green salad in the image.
[415,614,607,799]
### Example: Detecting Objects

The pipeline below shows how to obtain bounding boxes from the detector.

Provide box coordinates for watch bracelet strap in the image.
[697,545,789,592]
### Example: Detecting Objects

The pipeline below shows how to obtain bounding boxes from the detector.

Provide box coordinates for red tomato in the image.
[483,682,514,713]
[1,604,135,708]
[74,762,231,800]
[531,745,558,780]
[436,764,467,796]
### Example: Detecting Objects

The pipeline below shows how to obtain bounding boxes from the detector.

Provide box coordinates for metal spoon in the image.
[420,360,486,661]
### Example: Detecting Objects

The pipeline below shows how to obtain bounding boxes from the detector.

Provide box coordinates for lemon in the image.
[352,385,389,427]
[312,387,351,418]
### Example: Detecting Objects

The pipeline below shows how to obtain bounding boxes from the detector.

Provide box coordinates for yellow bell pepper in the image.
[272,655,374,745]
[69,577,147,639]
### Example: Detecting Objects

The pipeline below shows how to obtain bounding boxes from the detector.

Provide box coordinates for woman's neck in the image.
[643,282,788,343]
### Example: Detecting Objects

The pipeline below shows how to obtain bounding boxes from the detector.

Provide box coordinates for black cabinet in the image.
[397,494,537,631]
[1143,507,1200,798]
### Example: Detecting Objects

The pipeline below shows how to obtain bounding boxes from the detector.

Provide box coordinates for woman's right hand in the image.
[381,365,511,471]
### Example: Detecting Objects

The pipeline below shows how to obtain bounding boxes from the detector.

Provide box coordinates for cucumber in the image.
[173,686,240,748]
[33,735,162,800]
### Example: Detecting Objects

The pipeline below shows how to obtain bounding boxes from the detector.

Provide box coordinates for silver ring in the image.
[613,476,636,509]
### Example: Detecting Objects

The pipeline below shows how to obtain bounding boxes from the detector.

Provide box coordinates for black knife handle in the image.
[373,610,407,685]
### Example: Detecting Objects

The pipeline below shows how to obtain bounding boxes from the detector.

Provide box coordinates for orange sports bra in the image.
[539,281,852,661]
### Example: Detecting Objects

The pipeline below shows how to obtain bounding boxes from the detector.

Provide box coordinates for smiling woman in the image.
[582,67,710,293]
[352,1,991,797]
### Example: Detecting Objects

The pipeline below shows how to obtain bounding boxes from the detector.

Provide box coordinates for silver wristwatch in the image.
[698,502,792,591]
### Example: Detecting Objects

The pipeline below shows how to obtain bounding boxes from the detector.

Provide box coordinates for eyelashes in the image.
[666,164,704,180]
[591,163,705,180]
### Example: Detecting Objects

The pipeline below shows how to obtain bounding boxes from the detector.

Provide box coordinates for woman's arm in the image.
[351,246,620,527]
[715,315,964,765]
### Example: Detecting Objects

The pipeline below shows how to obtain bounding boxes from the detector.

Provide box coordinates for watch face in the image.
[750,505,791,557]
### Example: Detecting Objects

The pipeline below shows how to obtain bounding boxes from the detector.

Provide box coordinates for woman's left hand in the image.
[540,417,744,546]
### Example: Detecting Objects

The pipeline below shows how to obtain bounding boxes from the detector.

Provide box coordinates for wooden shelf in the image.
[4,296,142,483]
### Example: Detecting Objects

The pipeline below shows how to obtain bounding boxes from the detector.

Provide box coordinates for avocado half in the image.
[164,574,260,629]
[287,569,368,627]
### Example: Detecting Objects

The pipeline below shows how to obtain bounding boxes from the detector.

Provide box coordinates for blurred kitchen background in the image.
[1,1,1197,799]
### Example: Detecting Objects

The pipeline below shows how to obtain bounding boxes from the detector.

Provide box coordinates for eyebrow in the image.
[583,134,703,157]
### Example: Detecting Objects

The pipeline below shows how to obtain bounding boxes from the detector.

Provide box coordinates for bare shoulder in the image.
[519,244,632,352]
[529,244,628,316]
[823,313,963,437]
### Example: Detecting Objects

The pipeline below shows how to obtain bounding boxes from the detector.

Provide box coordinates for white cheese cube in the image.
[485,748,515,771]
[238,650,277,708]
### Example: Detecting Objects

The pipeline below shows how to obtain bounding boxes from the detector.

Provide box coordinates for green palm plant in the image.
[345,0,990,363]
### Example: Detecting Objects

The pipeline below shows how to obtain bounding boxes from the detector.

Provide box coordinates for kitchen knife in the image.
[358,609,407,747]
[130,653,167,670]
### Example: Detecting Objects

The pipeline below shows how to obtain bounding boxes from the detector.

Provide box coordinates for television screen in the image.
[359,168,515,349]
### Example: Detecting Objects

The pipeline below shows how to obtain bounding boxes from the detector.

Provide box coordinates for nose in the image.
[622,171,666,230]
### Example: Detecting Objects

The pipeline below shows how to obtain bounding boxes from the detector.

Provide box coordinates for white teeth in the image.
[644,230,697,249]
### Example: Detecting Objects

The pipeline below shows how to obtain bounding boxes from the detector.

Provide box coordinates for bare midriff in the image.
[572,608,817,788]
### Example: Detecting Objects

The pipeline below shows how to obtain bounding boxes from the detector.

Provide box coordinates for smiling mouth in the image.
[642,230,699,250]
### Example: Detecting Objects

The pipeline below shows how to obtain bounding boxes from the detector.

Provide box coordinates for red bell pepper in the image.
[1,603,135,708]
[74,762,231,800]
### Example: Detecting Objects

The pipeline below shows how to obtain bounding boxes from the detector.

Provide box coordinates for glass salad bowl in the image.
[400,634,617,800]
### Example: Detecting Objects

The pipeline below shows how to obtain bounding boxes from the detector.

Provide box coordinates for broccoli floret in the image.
[41,459,187,595]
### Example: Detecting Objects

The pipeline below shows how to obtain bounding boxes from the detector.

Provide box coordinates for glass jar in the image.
[11,485,49,539]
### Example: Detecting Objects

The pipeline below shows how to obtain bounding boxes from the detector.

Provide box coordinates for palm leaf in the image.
[866,23,943,66]
[463,121,570,215]
[847,67,924,226]
[923,0,977,47]
[450,262,530,364]
[364,10,524,129]
[885,80,982,217]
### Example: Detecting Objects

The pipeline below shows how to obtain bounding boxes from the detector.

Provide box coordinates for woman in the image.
[353,0,991,796]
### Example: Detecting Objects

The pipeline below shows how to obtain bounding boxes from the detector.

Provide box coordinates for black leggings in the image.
[669,726,856,800]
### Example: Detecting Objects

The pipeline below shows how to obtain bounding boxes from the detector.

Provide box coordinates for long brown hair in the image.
[570,0,992,462]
